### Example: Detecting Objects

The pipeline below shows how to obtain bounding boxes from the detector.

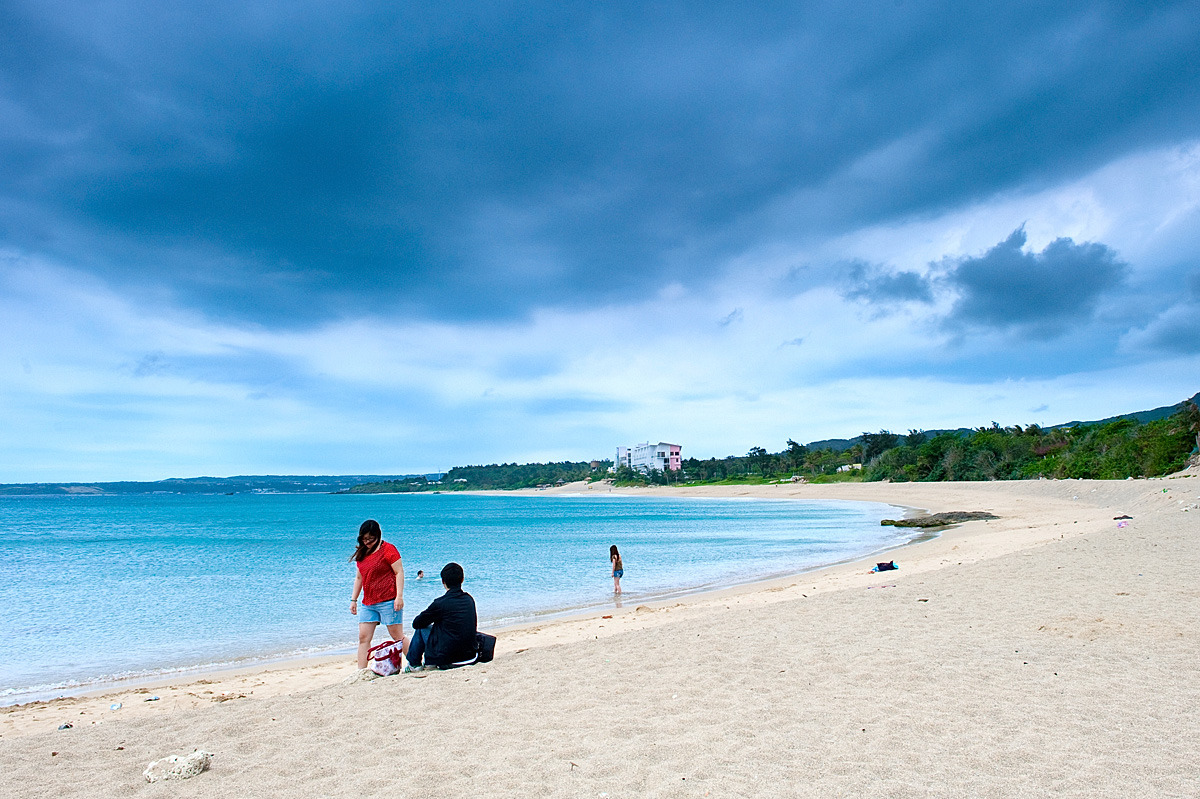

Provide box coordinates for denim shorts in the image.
[613,569,624,579]
[359,600,403,626]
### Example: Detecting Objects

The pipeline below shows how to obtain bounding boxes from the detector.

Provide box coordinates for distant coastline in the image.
[0,474,442,497]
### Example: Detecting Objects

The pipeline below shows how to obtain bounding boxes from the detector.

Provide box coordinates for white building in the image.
[616,441,682,472]
[615,446,631,470]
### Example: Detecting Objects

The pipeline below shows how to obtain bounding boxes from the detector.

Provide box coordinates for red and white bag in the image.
[368,639,405,676]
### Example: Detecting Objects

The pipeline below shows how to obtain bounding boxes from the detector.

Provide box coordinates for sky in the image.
[2,0,1199,481]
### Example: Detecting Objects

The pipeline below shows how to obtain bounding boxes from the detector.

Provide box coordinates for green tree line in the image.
[862,402,1199,482]
[675,441,861,483]
[443,461,607,489]
[348,461,612,492]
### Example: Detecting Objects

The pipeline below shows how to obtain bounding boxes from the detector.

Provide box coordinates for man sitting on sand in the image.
[405,562,478,671]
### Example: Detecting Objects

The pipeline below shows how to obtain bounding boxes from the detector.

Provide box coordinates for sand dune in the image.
[3,476,1198,798]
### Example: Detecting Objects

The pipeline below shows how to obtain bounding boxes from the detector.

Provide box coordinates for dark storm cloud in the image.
[2,0,1199,325]
[841,260,934,304]
[943,228,1128,337]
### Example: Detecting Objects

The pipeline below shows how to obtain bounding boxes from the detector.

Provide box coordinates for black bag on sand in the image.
[476,632,497,663]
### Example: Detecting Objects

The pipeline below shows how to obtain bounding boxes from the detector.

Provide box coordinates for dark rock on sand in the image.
[881,511,999,527]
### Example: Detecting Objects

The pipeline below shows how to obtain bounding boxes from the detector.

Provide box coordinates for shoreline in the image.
[4,473,1197,797]
[0,474,1137,723]
[1,490,923,713]
[1,475,1079,723]
[0,475,1059,734]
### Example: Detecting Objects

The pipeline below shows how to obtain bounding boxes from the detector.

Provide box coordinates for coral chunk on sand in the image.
[143,750,213,782]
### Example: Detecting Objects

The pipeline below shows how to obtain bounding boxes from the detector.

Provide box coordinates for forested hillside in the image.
[861,405,1198,481]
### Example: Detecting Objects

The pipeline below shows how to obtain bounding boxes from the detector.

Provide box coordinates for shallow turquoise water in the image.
[0,492,906,703]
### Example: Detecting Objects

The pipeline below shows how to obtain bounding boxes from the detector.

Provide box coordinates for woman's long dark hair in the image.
[351,519,383,562]
[610,544,620,562]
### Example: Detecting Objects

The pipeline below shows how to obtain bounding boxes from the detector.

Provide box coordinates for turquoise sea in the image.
[0,492,908,705]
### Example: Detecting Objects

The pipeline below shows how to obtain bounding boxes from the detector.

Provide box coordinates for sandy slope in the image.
[2,476,1198,798]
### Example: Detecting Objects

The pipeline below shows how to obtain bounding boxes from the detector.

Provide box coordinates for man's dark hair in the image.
[441,562,465,589]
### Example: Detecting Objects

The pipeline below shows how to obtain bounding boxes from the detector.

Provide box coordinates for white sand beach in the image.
[3,475,1199,798]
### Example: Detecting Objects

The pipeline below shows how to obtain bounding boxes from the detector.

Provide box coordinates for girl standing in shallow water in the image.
[350,519,407,669]
[610,544,624,594]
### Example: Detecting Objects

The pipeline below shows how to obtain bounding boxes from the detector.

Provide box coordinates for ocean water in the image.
[0,492,907,704]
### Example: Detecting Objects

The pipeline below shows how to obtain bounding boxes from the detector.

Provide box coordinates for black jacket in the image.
[411,588,478,666]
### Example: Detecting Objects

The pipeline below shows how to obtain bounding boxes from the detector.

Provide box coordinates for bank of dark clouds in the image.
[941,228,1129,338]
[1,1,1199,327]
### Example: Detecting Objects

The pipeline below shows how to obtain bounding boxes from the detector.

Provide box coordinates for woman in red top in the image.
[349,519,406,669]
